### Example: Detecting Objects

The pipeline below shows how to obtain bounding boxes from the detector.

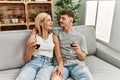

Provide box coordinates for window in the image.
[85,0,116,43]
[85,1,97,25]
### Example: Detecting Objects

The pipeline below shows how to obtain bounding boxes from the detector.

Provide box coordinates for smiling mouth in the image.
[49,25,52,28]
[60,22,63,25]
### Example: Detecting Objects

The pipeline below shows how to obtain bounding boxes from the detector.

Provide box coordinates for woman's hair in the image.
[35,12,49,36]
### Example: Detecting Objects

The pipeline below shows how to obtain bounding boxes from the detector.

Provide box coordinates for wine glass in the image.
[35,44,40,49]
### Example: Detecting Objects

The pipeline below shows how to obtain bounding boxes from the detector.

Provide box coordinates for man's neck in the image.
[63,26,73,33]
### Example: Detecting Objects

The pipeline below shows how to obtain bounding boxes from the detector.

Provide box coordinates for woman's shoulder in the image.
[52,33,59,43]
[52,33,58,39]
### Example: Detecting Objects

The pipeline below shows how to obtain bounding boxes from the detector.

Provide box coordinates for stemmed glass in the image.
[35,44,40,49]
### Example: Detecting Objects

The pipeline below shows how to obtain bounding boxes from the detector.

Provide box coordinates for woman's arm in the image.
[24,42,36,63]
[24,44,32,63]
[53,34,64,77]
[24,28,37,63]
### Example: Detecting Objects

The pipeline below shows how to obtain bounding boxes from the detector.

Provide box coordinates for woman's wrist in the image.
[58,63,64,67]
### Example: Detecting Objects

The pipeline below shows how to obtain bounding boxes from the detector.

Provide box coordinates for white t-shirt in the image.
[33,33,55,58]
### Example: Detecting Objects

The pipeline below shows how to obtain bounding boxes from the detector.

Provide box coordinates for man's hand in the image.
[70,42,81,53]
[70,42,86,61]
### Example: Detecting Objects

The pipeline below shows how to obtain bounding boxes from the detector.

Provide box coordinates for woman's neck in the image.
[39,30,49,40]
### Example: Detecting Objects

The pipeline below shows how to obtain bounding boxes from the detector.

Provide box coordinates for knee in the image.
[50,73,61,80]
[89,74,93,80]
[86,73,93,80]
[50,76,61,80]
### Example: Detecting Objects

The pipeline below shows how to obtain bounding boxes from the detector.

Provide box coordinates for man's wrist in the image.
[76,49,82,54]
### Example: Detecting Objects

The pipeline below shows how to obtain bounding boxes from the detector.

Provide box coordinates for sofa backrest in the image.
[74,25,96,55]
[53,25,96,55]
[0,30,31,70]
[0,25,96,70]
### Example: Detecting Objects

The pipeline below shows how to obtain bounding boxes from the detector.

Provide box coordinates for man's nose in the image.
[59,18,62,22]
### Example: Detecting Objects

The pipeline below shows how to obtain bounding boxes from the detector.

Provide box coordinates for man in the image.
[27,10,92,80]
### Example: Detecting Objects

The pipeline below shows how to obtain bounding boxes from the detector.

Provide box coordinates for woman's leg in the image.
[35,65,54,80]
[50,73,62,80]
[16,57,41,80]
[35,56,54,80]
[16,63,37,80]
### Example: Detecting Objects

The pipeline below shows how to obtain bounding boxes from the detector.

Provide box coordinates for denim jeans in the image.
[63,63,93,80]
[16,56,54,80]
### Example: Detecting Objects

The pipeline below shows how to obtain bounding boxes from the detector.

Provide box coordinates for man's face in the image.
[59,14,71,28]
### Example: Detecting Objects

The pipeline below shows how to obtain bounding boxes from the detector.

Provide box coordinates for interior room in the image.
[0,0,120,80]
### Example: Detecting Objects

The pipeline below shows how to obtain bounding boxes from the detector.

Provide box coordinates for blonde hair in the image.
[35,13,49,36]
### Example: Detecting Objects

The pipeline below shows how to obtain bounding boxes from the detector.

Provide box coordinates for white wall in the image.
[110,0,120,52]
[79,0,86,25]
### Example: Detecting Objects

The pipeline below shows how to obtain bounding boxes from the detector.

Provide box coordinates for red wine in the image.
[35,44,40,49]
[70,43,77,47]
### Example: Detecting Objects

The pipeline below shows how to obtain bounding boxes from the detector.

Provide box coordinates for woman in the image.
[16,13,63,80]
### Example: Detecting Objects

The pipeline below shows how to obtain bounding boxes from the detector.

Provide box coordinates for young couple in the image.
[16,10,92,80]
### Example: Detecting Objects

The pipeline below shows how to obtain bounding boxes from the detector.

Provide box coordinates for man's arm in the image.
[75,47,86,61]
[71,35,88,61]
[71,43,86,61]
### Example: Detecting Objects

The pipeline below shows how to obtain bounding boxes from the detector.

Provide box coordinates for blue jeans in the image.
[63,63,93,80]
[16,56,54,80]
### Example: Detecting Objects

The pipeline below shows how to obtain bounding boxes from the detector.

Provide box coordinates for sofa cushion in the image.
[0,30,31,70]
[0,68,20,80]
[96,42,120,68]
[53,25,96,55]
[86,55,120,80]
[1,56,120,80]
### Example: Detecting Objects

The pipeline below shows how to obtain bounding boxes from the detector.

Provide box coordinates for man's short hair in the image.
[60,10,74,20]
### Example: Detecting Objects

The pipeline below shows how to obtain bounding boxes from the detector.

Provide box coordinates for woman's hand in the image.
[55,65,64,79]
[30,42,37,52]
[24,41,37,63]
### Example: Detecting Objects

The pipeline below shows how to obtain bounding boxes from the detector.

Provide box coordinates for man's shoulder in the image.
[53,28,63,35]
[73,30,84,37]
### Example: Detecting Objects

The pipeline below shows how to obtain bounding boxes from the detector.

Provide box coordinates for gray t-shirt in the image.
[53,29,88,66]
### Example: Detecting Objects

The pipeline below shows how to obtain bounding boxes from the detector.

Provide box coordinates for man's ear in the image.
[70,17,74,23]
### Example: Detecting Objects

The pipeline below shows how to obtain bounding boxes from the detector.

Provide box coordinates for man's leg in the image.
[69,63,93,80]
[63,67,69,80]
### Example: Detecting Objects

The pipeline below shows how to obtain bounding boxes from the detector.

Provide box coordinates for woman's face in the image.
[43,15,53,31]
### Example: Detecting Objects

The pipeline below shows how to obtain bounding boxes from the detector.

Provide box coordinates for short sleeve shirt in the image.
[53,29,88,66]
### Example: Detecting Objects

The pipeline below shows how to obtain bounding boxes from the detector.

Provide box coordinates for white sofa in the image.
[0,25,120,80]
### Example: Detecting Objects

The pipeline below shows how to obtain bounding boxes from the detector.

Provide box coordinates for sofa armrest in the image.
[96,42,120,69]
